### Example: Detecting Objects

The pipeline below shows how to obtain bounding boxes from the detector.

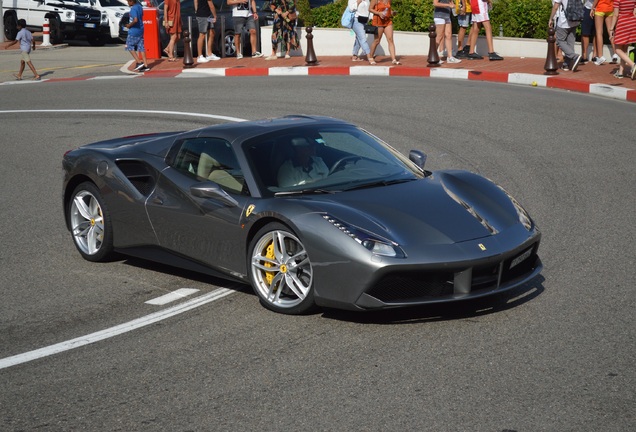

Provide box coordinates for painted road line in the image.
[145,288,200,305]
[0,288,235,370]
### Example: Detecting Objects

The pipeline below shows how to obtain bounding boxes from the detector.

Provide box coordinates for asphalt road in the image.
[0,56,634,431]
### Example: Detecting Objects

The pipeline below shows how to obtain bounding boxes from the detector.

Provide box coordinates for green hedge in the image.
[301,0,554,40]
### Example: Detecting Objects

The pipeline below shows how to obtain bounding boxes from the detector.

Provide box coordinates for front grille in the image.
[365,244,540,304]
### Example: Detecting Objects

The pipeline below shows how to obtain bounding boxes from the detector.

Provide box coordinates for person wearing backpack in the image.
[549,0,584,71]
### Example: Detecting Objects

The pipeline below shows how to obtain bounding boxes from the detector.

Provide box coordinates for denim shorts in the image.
[457,13,472,28]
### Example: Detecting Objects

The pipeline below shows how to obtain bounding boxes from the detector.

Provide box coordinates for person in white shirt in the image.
[228,0,263,58]
[548,0,583,71]
[277,137,329,187]
[349,0,376,64]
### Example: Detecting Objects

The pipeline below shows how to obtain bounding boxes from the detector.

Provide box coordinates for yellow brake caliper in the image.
[264,242,276,286]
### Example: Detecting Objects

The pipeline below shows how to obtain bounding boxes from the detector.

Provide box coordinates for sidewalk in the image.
[2,36,635,102]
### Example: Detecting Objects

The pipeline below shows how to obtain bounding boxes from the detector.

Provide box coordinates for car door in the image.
[145,136,251,275]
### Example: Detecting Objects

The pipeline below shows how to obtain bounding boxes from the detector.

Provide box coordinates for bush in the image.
[301,0,554,40]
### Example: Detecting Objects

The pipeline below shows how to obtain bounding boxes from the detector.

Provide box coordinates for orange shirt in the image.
[595,0,614,13]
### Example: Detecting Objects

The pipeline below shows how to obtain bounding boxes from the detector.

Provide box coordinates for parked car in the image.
[118,0,274,57]
[74,0,130,40]
[2,0,110,45]
[62,115,542,315]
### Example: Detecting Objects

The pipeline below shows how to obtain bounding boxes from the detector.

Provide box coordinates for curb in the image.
[5,60,636,103]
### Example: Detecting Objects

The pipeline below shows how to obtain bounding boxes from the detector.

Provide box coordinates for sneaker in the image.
[139,66,150,72]
[134,63,144,71]
[594,56,606,65]
[467,52,483,60]
[455,50,467,59]
[488,52,504,61]
[252,51,264,58]
[631,67,636,80]
[610,54,619,64]
[206,54,221,61]
[284,54,291,59]
[580,57,588,64]
[265,55,277,60]
[560,63,570,71]
[613,71,624,79]
[236,53,243,59]
[447,56,462,64]
[570,54,582,72]
[197,55,209,63]
[591,56,599,63]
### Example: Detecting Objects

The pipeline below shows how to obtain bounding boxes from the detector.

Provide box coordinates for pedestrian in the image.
[466,0,504,60]
[266,0,299,60]
[6,19,40,80]
[434,0,461,63]
[591,0,619,64]
[163,0,182,61]
[349,0,376,64]
[195,0,220,63]
[369,0,400,64]
[609,0,636,79]
[454,0,472,58]
[229,0,264,59]
[549,0,583,72]
[581,0,598,63]
[125,0,150,72]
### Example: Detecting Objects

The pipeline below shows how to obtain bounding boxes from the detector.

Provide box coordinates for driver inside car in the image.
[277,137,329,187]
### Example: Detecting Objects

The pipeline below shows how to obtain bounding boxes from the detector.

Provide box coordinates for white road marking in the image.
[0,288,235,371]
[145,288,200,305]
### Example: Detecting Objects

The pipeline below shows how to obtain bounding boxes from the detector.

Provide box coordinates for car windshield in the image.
[243,125,425,197]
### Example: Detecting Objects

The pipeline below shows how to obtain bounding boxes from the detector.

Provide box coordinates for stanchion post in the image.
[220,16,226,58]
[544,27,559,75]
[183,29,194,67]
[41,18,52,47]
[427,24,440,67]
[305,26,317,65]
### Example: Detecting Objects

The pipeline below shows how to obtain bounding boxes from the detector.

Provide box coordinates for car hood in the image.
[297,171,525,246]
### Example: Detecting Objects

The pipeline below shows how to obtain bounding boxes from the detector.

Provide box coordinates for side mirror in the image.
[408,150,427,170]
[190,182,239,207]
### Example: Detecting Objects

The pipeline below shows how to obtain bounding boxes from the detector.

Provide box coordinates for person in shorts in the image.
[6,19,40,80]
[591,0,619,64]
[195,0,220,63]
[467,0,503,60]
[581,0,598,63]
[454,0,472,57]
[228,0,263,58]
[125,0,150,72]
[434,0,461,63]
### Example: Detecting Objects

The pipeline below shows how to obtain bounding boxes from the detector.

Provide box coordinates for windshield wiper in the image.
[342,178,415,192]
[274,189,339,197]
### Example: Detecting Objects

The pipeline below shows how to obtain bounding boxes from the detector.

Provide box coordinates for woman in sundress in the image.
[609,0,636,78]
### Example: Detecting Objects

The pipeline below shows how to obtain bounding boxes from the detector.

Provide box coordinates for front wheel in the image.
[68,182,115,262]
[47,16,64,44]
[248,223,316,314]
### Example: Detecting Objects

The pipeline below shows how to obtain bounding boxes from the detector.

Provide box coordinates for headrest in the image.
[291,137,312,147]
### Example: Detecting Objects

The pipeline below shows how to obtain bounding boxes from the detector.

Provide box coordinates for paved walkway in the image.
[2,37,635,102]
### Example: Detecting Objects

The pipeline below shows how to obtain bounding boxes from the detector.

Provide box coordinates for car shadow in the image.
[320,276,546,324]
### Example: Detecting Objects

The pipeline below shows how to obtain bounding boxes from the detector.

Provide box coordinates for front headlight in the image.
[101,13,109,25]
[65,11,75,21]
[322,214,405,258]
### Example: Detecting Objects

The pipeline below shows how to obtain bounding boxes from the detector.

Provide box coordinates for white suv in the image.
[2,0,110,45]
[74,0,129,40]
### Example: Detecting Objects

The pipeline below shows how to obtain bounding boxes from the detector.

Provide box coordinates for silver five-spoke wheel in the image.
[68,182,114,262]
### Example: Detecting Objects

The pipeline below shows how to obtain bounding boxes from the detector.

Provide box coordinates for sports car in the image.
[62,115,542,314]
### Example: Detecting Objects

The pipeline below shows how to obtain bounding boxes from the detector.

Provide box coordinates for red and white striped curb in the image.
[4,65,635,103]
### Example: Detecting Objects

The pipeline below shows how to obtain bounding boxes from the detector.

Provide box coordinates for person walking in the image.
[454,0,472,58]
[466,0,504,60]
[124,0,150,72]
[349,0,376,64]
[163,0,182,61]
[434,0,461,63]
[229,0,263,58]
[581,0,598,63]
[591,0,619,64]
[7,19,40,80]
[609,0,636,78]
[549,0,583,72]
[369,0,400,64]
[266,0,299,60]
[195,0,220,63]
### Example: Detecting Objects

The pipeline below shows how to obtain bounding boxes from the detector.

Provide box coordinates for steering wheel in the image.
[328,156,361,175]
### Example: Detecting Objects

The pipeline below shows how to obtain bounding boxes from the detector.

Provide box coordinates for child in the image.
[6,19,41,80]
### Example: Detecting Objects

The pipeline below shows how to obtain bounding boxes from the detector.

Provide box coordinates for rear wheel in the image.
[223,31,236,57]
[4,14,18,40]
[68,182,115,262]
[248,223,316,314]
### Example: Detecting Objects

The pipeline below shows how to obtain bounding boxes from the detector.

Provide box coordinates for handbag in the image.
[364,23,377,34]
[341,8,355,29]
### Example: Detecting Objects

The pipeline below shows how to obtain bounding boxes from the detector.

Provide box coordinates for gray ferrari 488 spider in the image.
[62,115,542,314]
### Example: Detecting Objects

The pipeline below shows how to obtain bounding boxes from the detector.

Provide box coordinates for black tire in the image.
[68,182,116,262]
[248,223,317,315]
[48,16,64,44]
[4,14,18,40]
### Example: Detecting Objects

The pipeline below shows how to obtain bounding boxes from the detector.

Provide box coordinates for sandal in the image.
[613,71,624,79]
[352,56,363,62]
[33,76,41,81]
[632,66,636,80]
[168,57,178,62]
[12,74,22,80]
[369,60,376,65]
[392,59,401,65]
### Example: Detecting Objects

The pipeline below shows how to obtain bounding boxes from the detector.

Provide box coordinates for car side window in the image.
[171,137,246,195]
